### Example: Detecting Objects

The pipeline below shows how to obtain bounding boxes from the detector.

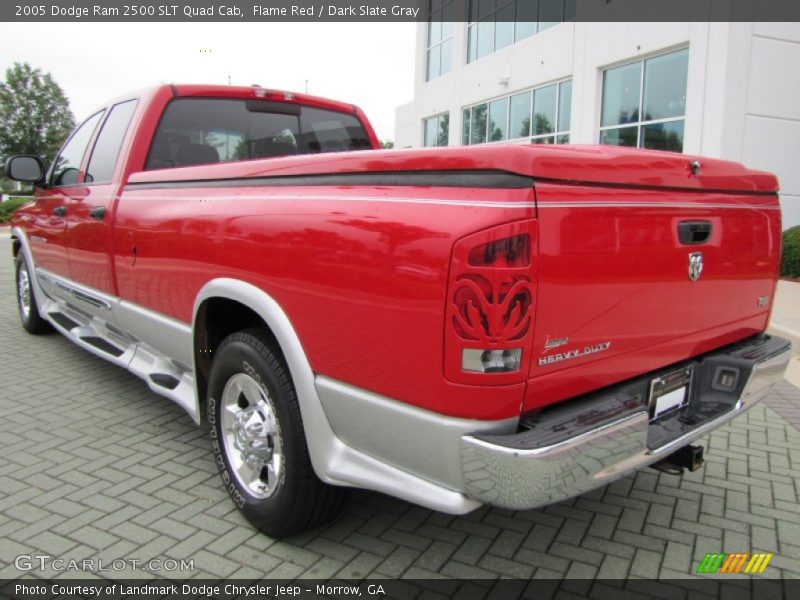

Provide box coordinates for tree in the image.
[380,140,394,149]
[0,62,76,166]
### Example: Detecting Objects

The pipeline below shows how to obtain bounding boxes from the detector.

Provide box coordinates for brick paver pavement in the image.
[1,231,799,584]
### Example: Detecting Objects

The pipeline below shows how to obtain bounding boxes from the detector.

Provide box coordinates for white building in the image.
[395,12,800,230]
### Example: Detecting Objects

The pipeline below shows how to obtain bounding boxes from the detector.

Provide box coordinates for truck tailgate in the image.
[525,181,782,412]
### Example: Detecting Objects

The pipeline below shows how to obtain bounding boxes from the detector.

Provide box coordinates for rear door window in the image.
[146,98,372,170]
[85,99,138,184]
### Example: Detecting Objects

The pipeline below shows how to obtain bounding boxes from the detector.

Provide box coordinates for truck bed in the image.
[126,144,781,419]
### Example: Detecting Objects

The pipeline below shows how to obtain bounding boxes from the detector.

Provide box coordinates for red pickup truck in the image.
[6,84,791,537]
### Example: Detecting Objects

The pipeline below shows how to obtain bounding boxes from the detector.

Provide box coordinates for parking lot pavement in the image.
[1,231,799,583]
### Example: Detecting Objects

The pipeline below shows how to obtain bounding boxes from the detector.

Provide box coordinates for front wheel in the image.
[15,253,52,335]
[207,329,345,537]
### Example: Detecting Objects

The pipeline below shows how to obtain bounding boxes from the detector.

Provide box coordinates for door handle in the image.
[678,221,712,245]
[53,206,67,217]
[89,206,107,220]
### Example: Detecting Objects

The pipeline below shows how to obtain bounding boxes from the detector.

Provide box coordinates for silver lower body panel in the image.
[34,268,198,423]
[460,336,791,510]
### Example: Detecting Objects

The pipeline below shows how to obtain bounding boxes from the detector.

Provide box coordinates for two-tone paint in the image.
[9,84,786,513]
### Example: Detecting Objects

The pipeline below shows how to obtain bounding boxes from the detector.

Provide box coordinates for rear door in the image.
[66,99,138,298]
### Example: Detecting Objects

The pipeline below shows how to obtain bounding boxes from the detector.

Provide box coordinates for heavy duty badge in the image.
[538,342,612,366]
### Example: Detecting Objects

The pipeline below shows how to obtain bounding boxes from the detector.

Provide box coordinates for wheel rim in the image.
[220,372,283,499]
[18,264,31,320]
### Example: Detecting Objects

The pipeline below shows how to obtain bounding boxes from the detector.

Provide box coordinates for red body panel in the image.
[65,184,117,294]
[15,192,70,277]
[523,182,781,413]
[113,184,532,419]
[12,84,783,422]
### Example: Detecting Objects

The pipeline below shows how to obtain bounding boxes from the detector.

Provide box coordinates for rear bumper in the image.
[461,335,791,510]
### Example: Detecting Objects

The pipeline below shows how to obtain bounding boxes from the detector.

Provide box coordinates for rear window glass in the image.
[146,98,372,170]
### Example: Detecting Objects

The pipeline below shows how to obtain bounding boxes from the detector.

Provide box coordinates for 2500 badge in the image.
[538,341,612,366]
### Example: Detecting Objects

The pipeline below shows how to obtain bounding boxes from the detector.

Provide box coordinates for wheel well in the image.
[11,236,21,258]
[194,297,286,407]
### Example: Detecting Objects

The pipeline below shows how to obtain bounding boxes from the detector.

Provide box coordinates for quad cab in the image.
[7,84,791,536]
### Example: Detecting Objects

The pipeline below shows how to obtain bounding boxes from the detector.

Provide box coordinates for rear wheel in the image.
[15,254,52,335]
[207,328,345,537]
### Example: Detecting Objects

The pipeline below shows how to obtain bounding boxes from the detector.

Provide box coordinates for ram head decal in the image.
[451,274,533,345]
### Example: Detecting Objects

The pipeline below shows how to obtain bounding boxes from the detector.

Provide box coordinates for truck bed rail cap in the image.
[127,145,778,195]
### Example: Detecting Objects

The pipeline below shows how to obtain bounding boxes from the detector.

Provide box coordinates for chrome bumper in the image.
[461,336,792,510]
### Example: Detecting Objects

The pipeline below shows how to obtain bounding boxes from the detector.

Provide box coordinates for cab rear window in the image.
[145,98,372,170]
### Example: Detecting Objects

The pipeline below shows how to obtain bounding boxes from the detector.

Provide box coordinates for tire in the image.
[207,328,346,537]
[15,253,52,335]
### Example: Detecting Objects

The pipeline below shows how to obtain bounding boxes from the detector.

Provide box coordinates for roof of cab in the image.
[171,84,360,115]
[82,83,362,121]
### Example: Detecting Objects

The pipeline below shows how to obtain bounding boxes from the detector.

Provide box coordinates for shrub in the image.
[0,196,33,223]
[781,225,800,278]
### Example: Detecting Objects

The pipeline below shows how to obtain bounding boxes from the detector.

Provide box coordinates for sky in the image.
[0,22,417,141]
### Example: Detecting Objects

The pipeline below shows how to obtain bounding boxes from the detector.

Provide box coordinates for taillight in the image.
[444,221,537,384]
[461,348,523,373]
[468,235,530,268]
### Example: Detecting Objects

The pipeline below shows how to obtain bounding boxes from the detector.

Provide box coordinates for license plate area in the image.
[648,365,693,421]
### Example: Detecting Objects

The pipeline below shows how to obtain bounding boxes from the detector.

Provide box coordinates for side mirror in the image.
[4,155,46,184]
[54,167,79,186]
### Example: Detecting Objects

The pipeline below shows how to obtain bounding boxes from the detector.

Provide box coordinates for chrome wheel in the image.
[208,329,346,536]
[220,372,283,499]
[18,263,31,320]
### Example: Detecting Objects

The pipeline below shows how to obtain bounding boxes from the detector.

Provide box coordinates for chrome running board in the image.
[35,270,198,423]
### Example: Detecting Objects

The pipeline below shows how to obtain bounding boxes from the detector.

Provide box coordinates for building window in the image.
[467,0,574,63]
[462,79,571,145]
[423,113,450,147]
[427,0,456,80]
[599,48,689,152]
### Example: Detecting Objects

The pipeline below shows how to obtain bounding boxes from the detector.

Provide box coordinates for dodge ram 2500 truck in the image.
[6,84,792,537]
